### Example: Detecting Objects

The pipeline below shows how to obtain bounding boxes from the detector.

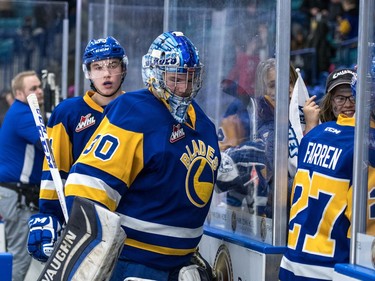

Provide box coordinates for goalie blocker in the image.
[38,197,126,281]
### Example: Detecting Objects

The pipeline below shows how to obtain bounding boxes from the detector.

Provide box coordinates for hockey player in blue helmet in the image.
[82,36,128,97]
[27,36,129,263]
[142,31,203,123]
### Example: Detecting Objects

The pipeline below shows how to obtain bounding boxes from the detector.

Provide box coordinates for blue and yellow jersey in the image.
[279,114,355,281]
[366,165,375,235]
[40,91,107,221]
[367,120,375,235]
[0,100,44,184]
[65,89,220,270]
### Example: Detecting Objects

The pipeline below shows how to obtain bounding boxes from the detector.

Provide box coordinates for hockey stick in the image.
[27,93,69,222]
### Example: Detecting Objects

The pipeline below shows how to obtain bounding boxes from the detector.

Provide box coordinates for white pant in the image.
[0,186,34,281]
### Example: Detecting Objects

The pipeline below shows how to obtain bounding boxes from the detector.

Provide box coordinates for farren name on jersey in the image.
[302,141,343,170]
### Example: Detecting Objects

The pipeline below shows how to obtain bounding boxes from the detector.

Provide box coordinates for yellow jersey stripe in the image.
[125,238,196,256]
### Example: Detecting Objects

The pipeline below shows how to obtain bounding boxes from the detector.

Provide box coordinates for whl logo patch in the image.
[76,113,96,132]
[170,124,185,143]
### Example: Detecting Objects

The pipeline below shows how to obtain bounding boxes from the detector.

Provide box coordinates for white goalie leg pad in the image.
[178,264,202,281]
[38,197,126,281]
[124,277,157,281]
[70,199,126,281]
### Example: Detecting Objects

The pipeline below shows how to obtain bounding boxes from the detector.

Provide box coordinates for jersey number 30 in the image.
[82,134,119,161]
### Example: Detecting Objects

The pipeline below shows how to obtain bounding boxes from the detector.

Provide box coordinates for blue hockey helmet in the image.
[142,31,203,123]
[82,36,128,79]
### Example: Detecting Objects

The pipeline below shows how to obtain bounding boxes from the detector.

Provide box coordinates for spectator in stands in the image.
[219,35,261,145]
[300,0,329,33]
[319,68,357,122]
[305,69,356,127]
[291,23,308,52]
[255,59,299,217]
[309,18,334,75]
[221,35,260,99]
[327,0,343,38]
[0,2,14,17]
[300,0,329,18]
[336,0,359,41]
[290,23,309,81]
[328,0,344,21]
[257,21,272,61]
[292,0,309,31]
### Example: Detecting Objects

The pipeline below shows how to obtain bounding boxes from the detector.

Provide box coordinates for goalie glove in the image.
[216,140,267,194]
[215,140,269,213]
[27,213,62,262]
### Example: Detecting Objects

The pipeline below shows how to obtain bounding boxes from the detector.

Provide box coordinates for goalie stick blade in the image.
[38,197,126,281]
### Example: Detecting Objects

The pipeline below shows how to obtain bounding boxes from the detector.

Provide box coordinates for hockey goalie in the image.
[27,31,219,281]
